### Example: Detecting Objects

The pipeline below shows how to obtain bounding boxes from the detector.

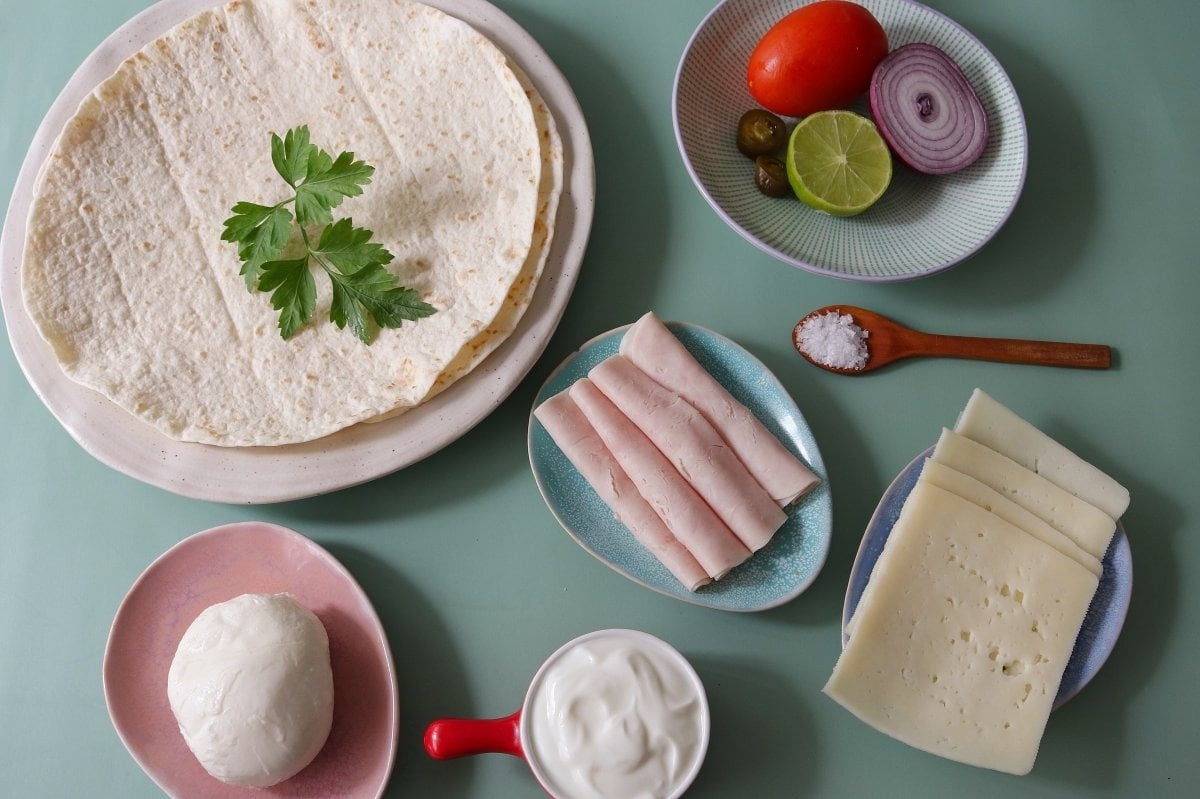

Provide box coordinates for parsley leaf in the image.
[327,262,437,342]
[295,149,375,226]
[224,125,435,343]
[312,217,393,273]
[270,126,315,187]
[258,257,316,340]
[313,219,436,343]
[270,126,375,225]
[220,201,292,287]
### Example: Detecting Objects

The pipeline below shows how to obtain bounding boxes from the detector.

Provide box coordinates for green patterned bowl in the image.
[674,0,1027,282]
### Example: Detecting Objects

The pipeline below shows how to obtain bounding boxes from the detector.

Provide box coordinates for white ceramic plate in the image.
[103,522,399,798]
[843,448,1133,709]
[528,321,832,612]
[0,0,594,503]
[673,0,1027,281]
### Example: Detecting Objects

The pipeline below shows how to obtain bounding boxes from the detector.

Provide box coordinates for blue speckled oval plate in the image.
[529,321,832,612]
[843,447,1132,708]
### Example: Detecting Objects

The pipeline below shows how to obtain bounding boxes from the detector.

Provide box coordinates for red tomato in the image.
[747,1,888,118]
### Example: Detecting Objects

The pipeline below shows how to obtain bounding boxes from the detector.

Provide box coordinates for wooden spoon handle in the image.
[911,333,1111,369]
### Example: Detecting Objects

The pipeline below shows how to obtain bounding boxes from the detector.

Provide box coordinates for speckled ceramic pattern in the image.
[843,448,1132,709]
[528,321,832,612]
[673,0,1027,281]
[102,522,400,798]
[0,0,594,504]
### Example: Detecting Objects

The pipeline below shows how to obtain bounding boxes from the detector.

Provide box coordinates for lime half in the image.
[786,110,892,217]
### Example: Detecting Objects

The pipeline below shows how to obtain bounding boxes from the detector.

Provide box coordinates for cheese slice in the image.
[568,378,751,579]
[618,312,820,506]
[918,460,1103,577]
[588,354,786,552]
[825,482,1099,776]
[931,428,1117,561]
[534,391,712,591]
[955,389,1130,519]
[845,460,1101,641]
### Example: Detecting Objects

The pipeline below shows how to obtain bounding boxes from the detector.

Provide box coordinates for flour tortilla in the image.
[371,58,563,420]
[21,0,560,446]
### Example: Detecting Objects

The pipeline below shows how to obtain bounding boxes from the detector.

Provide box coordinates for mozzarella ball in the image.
[167,593,334,787]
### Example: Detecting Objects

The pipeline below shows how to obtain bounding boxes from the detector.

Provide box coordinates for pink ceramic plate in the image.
[102,522,399,798]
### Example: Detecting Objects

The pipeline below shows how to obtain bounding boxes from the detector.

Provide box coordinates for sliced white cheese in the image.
[844,460,1101,641]
[825,482,1099,776]
[931,428,1117,561]
[918,459,1103,577]
[955,389,1130,519]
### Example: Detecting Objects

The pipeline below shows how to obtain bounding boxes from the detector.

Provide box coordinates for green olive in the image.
[736,109,788,157]
[754,156,790,198]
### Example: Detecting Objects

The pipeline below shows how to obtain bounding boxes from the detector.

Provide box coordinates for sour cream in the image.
[523,629,708,799]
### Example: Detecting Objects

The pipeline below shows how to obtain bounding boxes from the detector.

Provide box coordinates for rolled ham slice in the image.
[619,312,820,506]
[589,354,786,552]
[569,378,752,579]
[534,391,713,591]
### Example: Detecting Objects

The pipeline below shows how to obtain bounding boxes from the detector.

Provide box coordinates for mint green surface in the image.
[2,1,1198,796]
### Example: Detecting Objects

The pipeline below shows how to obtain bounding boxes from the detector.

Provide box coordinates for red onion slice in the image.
[869,42,989,175]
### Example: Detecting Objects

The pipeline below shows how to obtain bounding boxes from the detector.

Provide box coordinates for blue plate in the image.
[843,447,1132,708]
[529,321,832,612]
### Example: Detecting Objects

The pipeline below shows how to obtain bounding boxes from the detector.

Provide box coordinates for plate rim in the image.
[0,0,596,504]
[671,0,1029,283]
[527,319,833,612]
[101,520,400,798]
[842,446,1133,709]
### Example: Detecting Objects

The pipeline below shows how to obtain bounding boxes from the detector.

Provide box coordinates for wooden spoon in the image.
[793,305,1112,375]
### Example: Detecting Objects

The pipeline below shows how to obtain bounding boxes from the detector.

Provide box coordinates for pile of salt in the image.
[794,311,869,370]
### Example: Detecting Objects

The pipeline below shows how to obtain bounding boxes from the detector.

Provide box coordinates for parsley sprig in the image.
[221,125,435,343]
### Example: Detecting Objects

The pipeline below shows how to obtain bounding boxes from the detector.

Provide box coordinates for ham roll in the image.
[619,312,820,506]
[534,391,713,591]
[588,354,786,552]
[569,378,752,580]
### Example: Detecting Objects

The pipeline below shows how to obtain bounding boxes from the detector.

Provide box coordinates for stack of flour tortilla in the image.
[534,313,821,590]
[20,0,562,446]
